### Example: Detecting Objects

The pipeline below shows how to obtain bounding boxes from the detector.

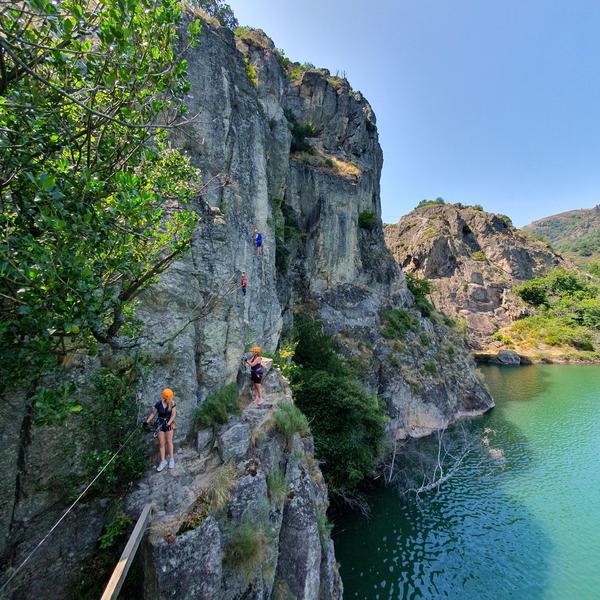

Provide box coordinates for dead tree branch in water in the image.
[383,424,482,500]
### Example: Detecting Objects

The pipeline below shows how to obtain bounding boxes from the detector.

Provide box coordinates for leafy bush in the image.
[405,274,434,317]
[274,402,310,439]
[585,262,600,278]
[289,316,386,492]
[99,507,131,551]
[442,314,456,328]
[244,56,258,86]
[293,370,386,491]
[497,214,513,227]
[284,109,316,153]
[290,62,316,79]
[472,204,484,211]
[194,383,240,430]
[420,333,431,347]
[274,49,292,71]
[494,332,512,345]
[423,360,437,374]
[73,500,137,599]
[472,250,486,261]
[81,360,148,497]
[358,209,378,230]
[267,467,288,506]
[515,279,548,306]
[289,317,387,489]
[381,308,420,340]
[32,381,80,427]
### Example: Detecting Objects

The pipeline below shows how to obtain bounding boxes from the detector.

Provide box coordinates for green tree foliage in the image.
[508,269,600,355]
[0,0,202,386]
[290,316,386,492]
[405,273,434,317]
[193,0,238,29]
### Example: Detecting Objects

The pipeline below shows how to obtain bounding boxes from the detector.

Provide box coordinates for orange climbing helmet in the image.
[252,346,261,354]
[162,388,174,401]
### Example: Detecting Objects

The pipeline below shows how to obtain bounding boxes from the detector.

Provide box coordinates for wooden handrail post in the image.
[100,503,152,600]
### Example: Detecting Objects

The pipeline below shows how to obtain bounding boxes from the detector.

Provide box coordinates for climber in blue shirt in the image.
[254,227,263,256]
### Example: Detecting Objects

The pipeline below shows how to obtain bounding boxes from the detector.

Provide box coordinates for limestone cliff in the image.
[384,203,566,351]
[135,17,492,437]
[2,14,493,600]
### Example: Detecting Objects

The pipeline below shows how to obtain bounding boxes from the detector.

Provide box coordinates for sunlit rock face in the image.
[384,203,566,351]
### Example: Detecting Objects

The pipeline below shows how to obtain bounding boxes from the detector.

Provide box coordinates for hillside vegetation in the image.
[493,269,600,361]
[524,206,600,269]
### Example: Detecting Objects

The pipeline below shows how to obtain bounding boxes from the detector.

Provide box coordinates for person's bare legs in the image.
[157,431,166,461]
[165,429,174,460]
[253,383,264,405]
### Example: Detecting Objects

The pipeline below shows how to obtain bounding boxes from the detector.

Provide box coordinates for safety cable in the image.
[0,427,141,597]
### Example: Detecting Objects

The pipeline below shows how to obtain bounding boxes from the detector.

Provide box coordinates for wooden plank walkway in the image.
[100,503,152,600]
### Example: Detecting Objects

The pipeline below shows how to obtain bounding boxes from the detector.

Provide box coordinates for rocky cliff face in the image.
[129,363,342,600]
[384,204,566,351]
[2,14,493,599]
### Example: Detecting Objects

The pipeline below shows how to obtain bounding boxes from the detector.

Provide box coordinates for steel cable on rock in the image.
[0,427,141,598]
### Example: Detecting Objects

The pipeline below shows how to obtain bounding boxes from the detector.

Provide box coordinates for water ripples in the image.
[335,365,600,599]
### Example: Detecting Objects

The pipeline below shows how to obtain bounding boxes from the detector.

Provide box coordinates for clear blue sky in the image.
[227,0,600,227]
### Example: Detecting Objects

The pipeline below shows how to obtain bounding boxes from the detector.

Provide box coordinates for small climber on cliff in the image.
[241,271,248,296]
[245,346,264,406]
[143,388,177,472]
[254,227,263,256]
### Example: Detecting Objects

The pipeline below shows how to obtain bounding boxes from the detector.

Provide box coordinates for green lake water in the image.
[335,365,600,599]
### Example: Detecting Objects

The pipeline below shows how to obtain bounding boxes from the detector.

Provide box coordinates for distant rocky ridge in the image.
[524,205,600,265]
[384,203,567,352]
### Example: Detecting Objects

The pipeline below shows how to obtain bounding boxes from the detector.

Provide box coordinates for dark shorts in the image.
[157,419,172,433]
[251,372,262,384]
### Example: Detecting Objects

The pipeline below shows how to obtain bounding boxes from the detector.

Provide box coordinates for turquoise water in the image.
[335,365,600,599]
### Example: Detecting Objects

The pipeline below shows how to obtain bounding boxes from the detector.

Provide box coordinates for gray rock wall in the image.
[384,203,567,350]
[1,13,493,599]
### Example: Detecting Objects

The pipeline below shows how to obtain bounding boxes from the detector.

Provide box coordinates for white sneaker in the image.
[157,460,168,472]
[168,458,175,469]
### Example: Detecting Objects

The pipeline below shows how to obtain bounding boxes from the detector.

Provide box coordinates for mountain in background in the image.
[384,202,566,352]
[524,206,600,267]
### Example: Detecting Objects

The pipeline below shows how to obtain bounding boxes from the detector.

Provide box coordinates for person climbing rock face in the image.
[144,388,177,472]
[254,227,263,256]
[241,271,248,296]
[245,346,264,406]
